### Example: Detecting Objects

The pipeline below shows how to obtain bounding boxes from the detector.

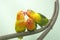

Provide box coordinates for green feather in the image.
[38,13,49,27]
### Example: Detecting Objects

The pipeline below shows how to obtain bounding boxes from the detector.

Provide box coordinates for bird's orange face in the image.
[26,10,32,18]
[26,10,35,20]
[16,11,25,20]
[25,18,35,31]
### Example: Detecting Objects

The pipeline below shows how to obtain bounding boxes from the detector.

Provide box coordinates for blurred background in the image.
[0,0,60,40]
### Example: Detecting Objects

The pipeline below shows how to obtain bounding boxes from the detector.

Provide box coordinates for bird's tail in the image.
[18,36,23,40]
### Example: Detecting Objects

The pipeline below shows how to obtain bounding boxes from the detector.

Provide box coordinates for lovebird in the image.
[26,10,49,27]
[25,18,37,31]
[15,10,26,40]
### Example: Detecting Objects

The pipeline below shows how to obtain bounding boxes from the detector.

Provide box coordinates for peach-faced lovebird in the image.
[15,10,26,40]
[27,10,49,27]
[25,18,37,31]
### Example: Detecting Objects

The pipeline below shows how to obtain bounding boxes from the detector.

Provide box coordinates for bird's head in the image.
[26,10,35,18]
[16,10,25,20]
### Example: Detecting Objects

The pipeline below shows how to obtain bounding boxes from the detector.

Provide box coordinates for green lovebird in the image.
[26,10,49,27]
[15,10,26,40]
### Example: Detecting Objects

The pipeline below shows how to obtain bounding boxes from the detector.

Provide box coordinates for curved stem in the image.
[37,0,59,40]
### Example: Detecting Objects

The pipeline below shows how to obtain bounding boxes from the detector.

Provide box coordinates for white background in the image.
[0,0,60,40]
